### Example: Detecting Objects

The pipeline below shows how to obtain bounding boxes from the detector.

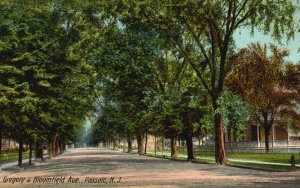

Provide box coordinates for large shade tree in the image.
[228,43,300,152]
[0,0,97,166]
[119,0,297,164]
[142,42,190,158]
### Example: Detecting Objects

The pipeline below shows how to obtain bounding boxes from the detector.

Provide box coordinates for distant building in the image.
[1,137,17,150]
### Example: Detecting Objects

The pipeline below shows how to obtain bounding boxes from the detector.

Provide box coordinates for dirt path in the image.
[0,147,299,187]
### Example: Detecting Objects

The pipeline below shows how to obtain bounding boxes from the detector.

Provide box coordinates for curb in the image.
[225,163,289,172]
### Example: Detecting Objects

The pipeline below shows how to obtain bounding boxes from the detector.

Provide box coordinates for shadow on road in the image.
[1,148,300,187]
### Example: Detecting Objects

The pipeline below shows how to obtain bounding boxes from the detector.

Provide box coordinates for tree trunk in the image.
[161,137,165,151]
[49,140,54,158]
[171,136,177,158]
[62,142,66,153]
[127,139,132,153]
[154,135,157,156]
[58,140,62,155]
[60,142,64,154]
[35,142,38,158]
[137,135,144,155]
[186,135,194,160]
[29,140,33,165]
[214,112,226,165]
[18,138,23,167]
[144,133,148,154]
[35,141,43,162]
[55,137,59,156]
[113,139,117,150]
[265,127,271,153]
[0,126,3,171]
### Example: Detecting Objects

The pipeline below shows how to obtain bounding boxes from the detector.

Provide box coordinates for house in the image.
[1,137,17,150]
[228,122,300,148]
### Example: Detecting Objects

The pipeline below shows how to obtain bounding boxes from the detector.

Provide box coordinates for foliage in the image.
[228,43,300,151]
[220,89,251,139]
[1,0,299,166]
[118,0,297,164]
[0,0,97,162]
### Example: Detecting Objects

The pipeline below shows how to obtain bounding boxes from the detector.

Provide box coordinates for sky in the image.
[234,11,300,64]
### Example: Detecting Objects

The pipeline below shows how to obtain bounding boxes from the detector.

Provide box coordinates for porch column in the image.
[272,125,275,147]
[287,127,290,148]
[257,123,260,148]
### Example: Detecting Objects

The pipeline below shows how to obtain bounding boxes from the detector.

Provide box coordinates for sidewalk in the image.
[0,157,36,170]
[146,151,300,167]
[0,154,51,170]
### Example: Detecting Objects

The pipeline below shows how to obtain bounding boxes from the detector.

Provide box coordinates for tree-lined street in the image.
[1,0,300,187]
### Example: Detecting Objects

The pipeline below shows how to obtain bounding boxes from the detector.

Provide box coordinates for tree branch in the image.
[171,38,212,95]
[171,59,188,88]
[181,18,211,69]
[234,0,250,20]
[209,25,217,90]
[150,62,165,93]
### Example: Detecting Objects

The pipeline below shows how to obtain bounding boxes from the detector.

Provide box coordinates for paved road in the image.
[0,148,299,187]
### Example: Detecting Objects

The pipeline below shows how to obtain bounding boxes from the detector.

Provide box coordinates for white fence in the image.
[197,140,300,153]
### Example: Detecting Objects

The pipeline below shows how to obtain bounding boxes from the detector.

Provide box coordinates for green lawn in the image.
[0,151,34,164]
[150,150,300,164]
[145,152,300,171]
[171,149,300,163]
[193,151,300,164]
